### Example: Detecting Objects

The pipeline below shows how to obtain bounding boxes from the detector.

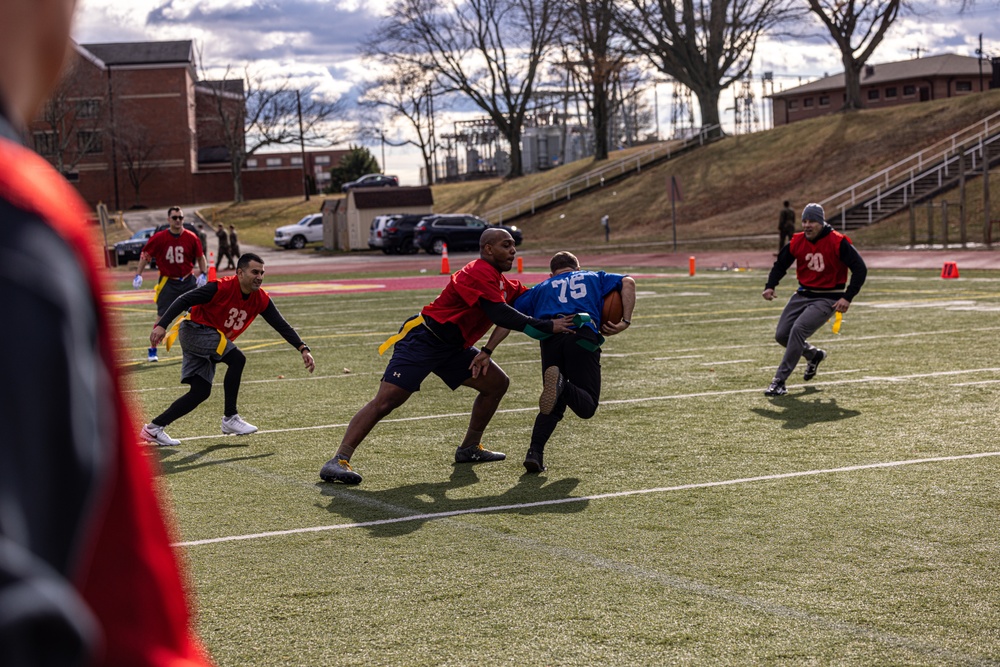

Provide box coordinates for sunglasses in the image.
[171,216,184,221]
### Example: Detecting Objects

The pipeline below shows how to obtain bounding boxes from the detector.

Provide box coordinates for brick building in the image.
[29,40,345,210]
[770,54,999,127]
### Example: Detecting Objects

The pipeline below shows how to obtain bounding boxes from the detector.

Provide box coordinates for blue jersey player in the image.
[486,251,635,472]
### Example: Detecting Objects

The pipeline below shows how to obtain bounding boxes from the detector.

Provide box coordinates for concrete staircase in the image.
[822,110,1000,231]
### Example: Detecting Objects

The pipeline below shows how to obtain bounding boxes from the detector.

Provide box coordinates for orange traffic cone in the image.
[517,256,523,273]
[208,252,217,281]
[941,261,959,279]
[689,256,696,276]
[440,243,450,274]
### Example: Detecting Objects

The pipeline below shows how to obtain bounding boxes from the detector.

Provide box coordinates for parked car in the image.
[369,213,426,254]
[413,214,522,255]
[114,226,156,264]
[274,213,324,249]
[342,173,399,192]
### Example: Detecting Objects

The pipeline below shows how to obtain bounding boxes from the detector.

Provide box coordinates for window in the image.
[246,158,258,167]
[903,84,916,97]
[291,156,303,166]
[788,100,798,110]
[315,155,330,164]
[819,95,830,107]
[266,157,282,167]
[76,99,101,119]
[77,130,102,154]
[885,87,898,99]
[33,132,56,155]
[803,98,814,108]
[956,81,973,92]
[868,89,880,101]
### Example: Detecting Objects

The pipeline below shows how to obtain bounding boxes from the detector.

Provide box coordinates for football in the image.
[602,290,623,324]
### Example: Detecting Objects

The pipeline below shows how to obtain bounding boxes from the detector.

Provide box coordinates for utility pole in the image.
[977,33,985,92]
[296,90,309,201]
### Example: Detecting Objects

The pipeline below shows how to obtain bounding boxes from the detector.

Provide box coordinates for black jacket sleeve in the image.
[478,298,555,337]
[840,239,868,301]
[260,301,305,349]
[0,200,111,665]
[765,244,796,290]
[156,282,218,328]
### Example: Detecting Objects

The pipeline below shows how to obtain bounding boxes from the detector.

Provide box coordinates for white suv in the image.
[274,213,324,249]
[368,215,395,250]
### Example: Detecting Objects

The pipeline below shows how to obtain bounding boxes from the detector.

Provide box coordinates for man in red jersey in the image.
[0,0,214,664]
[319,228,575,485]
[142,253,315,446]
[762,203,867,396]
[134,206,208,362]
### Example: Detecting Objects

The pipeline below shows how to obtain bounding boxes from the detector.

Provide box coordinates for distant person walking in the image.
[228,224,240,259]
[216,222,235,270]
[601,214,611,242]
[141,253,315,446]
[778,200,796,254]
[197,222,209,257]
[762,203,867,396]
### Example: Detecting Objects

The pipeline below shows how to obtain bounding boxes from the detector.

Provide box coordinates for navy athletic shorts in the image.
[382,323,479,393]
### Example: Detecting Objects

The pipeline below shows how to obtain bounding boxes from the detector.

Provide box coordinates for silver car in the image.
[274,213,324,249]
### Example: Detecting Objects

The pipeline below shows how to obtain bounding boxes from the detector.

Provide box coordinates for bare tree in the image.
[806,0,902,112]
[558,0,629,160]
[358,62,438,184]
[371,0,566,178]
[34,58,109,176]
[618,0,795,134]
[199,66,343,203]
[113,121,161,208]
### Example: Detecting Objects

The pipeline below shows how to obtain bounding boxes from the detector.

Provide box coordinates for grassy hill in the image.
[203,89,1000,252]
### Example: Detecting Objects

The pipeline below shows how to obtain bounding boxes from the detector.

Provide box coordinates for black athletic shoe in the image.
[320,457,362,484]
[455,444,506,463]
[764,379,787,396]
[539,366,564,415]
[523,449,546,473]
[803,349,827,381]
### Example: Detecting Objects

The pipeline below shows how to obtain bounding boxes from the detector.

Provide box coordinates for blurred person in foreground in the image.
[0,0,214,664]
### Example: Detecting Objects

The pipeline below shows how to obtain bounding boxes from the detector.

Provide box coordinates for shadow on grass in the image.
[751,386,861,429]
[153,442,273,474]
[317,464,588,537]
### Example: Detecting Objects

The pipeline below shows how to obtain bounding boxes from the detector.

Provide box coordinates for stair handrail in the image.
[482,124,720,224]
[820,109,1000,218]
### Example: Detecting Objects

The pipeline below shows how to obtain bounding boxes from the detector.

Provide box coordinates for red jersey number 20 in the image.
[805,252,825,272]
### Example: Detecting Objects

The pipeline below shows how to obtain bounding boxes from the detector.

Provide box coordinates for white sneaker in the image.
[140,423,180,446]
[221,413,258,435]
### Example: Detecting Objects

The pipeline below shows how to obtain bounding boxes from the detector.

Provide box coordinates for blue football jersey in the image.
[513,270,624,335]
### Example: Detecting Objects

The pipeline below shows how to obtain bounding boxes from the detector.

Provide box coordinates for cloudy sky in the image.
[73,0,1000,185]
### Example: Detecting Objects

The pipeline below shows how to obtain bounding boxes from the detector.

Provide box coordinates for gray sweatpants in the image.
[772,293,835,383]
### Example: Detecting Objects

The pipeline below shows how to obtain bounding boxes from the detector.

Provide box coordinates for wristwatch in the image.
[298,344,310,353]
[622,319,631,325]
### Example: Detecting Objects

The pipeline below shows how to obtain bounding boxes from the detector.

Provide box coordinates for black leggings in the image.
[529,335,601,452]
[152,348,246,426]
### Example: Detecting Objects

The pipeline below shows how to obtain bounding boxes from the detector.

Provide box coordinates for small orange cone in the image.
[941,261,959,279]
[440,243,450,274]
[208,252,217,281]
[517,256,523,273]
[689,256,696,276]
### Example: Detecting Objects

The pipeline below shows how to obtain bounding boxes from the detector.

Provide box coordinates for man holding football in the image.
[501,251,634,472]
[762,202,867,396]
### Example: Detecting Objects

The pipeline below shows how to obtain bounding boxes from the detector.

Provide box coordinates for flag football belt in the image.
[164,313,227,356]
[378,315,424,356]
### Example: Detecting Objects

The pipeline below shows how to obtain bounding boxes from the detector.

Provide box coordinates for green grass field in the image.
[117,267,1000,666]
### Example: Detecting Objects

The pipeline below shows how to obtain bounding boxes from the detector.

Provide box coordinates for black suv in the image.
[379,214,427,254]
[413,214,522,254]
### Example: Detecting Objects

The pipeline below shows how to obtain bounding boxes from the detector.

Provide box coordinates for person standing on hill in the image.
[228,224,241,259]
[0,0,214,663]
[216,222,235,270]
[778,200,796,253]
[762,203,867,396]
[134,206,208,362]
